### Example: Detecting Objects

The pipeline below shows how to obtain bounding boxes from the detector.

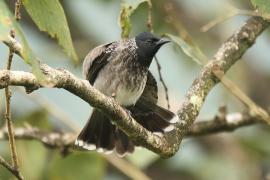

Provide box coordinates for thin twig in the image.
[1,1,24,179]
[188,113,262,136]
[146,0,153,32]
[201,8,270,32]
[200,9,238,32]
[0,155,14,175]
[154,56,170,109]
[213,72,270,124]
[0,155,24,180]
[14,0,22,21]
[146,0,171,110]
[4,30,19,170]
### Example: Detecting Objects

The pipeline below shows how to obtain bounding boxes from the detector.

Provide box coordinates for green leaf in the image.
[22,0,78,63]
[0,1,44,82]
[164,33,208,65]
[251,0,270,14]
[119,0,148,38]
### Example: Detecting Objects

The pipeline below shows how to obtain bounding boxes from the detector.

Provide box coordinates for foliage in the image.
[0,0,44,81]
[119,0,148,38]
[22,0,78,63]
[165,33,207,65]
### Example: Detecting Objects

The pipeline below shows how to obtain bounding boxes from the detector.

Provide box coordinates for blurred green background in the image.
[1,0,270,179]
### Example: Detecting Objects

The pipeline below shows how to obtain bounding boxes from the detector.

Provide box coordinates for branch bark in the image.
[187,112,262,136]
[1,17,269,157]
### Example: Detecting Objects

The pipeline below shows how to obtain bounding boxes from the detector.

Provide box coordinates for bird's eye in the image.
[146,39,153,43]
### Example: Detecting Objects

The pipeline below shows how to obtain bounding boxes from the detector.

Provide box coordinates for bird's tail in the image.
[76,100,177,156]
[130,99,178,134]
[75,109,134,156]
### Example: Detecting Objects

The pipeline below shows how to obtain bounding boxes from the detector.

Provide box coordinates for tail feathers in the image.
[135,112,174,133]
[75,109,134,156]
[131,99,178,133]
[97,117,115,152]
[76,109,101,150]
[115,128,134,156]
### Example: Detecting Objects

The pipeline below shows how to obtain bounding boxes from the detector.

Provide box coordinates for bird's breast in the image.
[93,55,148,106]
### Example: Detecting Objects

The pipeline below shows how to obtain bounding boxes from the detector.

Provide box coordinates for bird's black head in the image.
[135,32,170,67]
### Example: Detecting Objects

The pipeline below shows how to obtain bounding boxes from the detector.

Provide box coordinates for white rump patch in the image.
[153,132,163,137]
[83,143,96,150]
[76,139,116,154]
[75,139,84,146]
[163,125,174,132]
[169,115,180,123]
[116,152,127,158]
[97,148,104,153]
[75,139,96,150]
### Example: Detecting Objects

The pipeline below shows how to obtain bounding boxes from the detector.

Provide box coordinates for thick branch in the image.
[170,17,269,155]
[1,17,269,157]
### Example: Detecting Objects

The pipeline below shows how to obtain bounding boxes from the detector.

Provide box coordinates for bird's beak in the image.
[156,39,170,46]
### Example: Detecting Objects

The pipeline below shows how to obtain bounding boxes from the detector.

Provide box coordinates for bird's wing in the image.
[129,71,158,114]
[130,71,176,133]
[83,42,114,85]
[139,71,158,104]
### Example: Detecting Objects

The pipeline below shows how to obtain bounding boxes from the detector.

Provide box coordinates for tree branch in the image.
[0,110,263,147]
[171,17,269,155]
[0,112,262,180]
[187,112,262,136]
[1,17,269,157]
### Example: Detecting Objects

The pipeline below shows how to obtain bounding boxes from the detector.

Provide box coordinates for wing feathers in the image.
[83,42,114,84]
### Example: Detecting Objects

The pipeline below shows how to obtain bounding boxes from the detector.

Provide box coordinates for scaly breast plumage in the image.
[114,70,147,106]
[93,59,147,106]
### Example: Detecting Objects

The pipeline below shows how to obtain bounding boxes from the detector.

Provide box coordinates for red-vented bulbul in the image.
[75,32,178,156]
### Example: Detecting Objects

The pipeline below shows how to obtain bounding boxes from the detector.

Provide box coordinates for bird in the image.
[75,32,178,156]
